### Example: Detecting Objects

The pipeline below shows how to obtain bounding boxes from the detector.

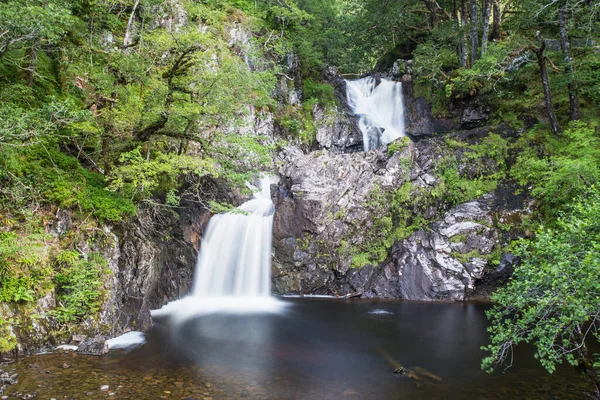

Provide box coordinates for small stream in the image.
[1,299,591,399]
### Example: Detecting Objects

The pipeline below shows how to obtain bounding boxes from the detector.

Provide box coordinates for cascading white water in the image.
[191,177,274,298]
[345,77,406,151]
[151,176,281,318]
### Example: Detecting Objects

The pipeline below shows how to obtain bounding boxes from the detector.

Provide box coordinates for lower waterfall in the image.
[191,177,274,297]
[151,176,281,318]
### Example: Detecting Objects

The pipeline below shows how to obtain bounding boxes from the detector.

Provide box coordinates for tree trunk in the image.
[26,37,39,87]
[533,34,560,135]
[572,329,600,399]
[421,0,438,29]
[491,0,501,40]
[102,135,111,175]
[558,0,581,120]
[123,0,140,50]
[470,0,479,65]
[455,0,467,67]
[461,0,470,67]
[481,0,492,56]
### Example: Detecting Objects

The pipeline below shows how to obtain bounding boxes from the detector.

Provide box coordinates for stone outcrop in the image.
[313,105,363,153]
[391,191,526,300]
[272,122,528,300]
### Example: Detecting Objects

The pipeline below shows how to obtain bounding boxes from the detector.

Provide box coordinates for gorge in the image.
[1,0,599,398]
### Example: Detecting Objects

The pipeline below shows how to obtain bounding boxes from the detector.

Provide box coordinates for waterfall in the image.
[345,77,405,151]
[192,177,274,298]
[152,177,280,319]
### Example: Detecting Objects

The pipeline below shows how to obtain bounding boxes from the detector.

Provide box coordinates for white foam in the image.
[368,309,393,315]
[191,177,274,298]
[151,296,284,323]
[106,331,146,350]
[55,345,79,351]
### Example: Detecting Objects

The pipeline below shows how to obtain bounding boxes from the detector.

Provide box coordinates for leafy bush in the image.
[50,250,109,323]
[512,122,600,217]
[483,186,600,391]
[303,79,336,106]
[445,45,509,99]
[0,231,52,303]
[108,148,218,202]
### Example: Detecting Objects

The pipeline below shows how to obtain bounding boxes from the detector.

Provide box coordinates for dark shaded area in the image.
[2,300,591,399]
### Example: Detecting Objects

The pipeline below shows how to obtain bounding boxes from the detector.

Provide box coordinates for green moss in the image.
[449,233,468,243]
[452,249,485,264]
[0,318,17,353]
[387,136,411,156]
[1,145,136,222]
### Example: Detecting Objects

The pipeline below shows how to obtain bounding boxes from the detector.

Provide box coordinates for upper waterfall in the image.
[191,177,275,298]
[345,77,406,151]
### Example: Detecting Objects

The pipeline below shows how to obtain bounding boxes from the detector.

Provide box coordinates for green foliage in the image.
[0,226,110,326]
[512,122,600,218]
[209,200,236,214]
[446,45,509,99]
[345,181,425,268]
[108,148,218,202]
[387,136,411,157]
[0,231,52,303]
[303,79,336,106]
[50,250,109,323]
[275,105,318,145]
[482,186,600,386]
[435,157,499,206]
[576,49,600,108]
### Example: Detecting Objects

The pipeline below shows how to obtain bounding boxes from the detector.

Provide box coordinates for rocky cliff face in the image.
[103,176,237,332]
[271,68,526,301]
[0,177,234,355]
[272,133,527,300]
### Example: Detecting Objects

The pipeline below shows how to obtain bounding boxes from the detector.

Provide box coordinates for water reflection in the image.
[2,299,592,399]
[146,298,589,399]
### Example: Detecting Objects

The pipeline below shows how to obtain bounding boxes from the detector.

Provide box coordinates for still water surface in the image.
[2,299,591,399]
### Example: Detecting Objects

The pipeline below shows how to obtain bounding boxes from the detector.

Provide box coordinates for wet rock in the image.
[314,105,363,153]
[227,23,259,70]
[0,371,19,385]
[150,0,188,32]
[401,78,457,137]
[76,336,108,355]
[461,104,490,129]
[273,126,529,300]
[71,335,85,344]
[54,209,72,236]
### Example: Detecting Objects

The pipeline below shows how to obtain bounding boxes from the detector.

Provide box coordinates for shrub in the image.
[483,186,600,394]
